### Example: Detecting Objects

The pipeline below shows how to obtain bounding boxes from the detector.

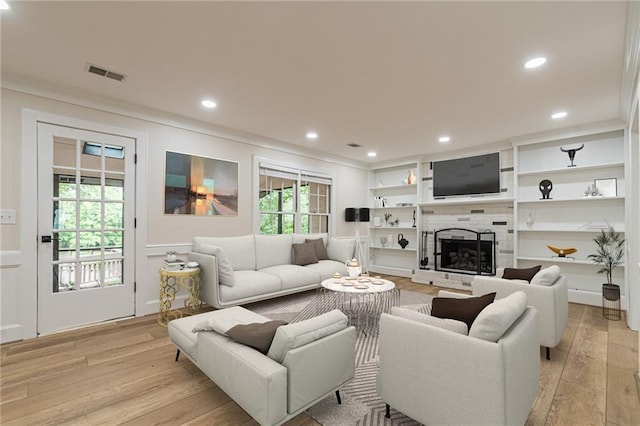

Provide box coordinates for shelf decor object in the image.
[547,245,577,259]
[587,226,625,320]
[539,179,553,199]
[560,144,584,167]
[594,178,617,197]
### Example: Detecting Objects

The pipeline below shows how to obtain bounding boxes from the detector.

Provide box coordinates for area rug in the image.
[245,289,433,425]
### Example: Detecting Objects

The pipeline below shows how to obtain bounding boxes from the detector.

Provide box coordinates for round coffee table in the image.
[318,277,400,333]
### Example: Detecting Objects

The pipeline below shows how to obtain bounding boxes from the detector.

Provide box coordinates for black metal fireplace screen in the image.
[434,228,496,275]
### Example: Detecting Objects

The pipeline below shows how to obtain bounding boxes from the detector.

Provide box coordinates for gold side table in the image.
[158,267,201,326]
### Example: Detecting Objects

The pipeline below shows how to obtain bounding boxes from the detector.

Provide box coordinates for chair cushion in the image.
[199,244,235,287]
[255,234,293,269]
[391,306,468,335]
[226,320,288,354]
[469,291,528,342]
[431,292,496,330]
[306,238,329,260]
[267,309,348,362]
[530,265,561,286]
[292,242,319,266]
[502,265,541,282]
[190,306,270,334]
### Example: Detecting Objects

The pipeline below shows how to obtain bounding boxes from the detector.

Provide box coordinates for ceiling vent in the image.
[347,143,362,148]
[86,63,126,82]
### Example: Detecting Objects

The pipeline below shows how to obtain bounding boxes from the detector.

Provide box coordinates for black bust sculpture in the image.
[539,179,553,199]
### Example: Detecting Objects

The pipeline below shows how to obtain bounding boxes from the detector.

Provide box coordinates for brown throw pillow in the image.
[226,320,288,354]
[305,238,329,260]
[431,292,496,330]
[502,265,541,282]
[292,242,319,266]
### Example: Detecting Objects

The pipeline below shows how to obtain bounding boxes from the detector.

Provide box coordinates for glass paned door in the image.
[37,123,135,334]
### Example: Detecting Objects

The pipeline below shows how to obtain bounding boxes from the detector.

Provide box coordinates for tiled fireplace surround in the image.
[412,203,514,290]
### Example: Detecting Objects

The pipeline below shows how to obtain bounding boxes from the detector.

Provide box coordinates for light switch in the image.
[0,209,16,224]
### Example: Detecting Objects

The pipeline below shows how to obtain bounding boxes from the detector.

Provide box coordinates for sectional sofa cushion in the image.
[292,242,319,266]
[304,260,349,280]
[267,309,348,362]
[305,238,329,260]
[219,270,282,302]
[431,292,496,330]
[469,291,528,342]
[326,238,356,263]
[193,235,256,271]
[260,265,322,291]
[255,234,293,269]
[199,244,235,287]
[502,265,541,282]
[530,265,561,286]
[391,306,468,335]
[226,320,289,354]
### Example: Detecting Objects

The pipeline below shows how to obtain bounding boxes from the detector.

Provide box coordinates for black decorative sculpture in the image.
[412,210,416,228]
[539,179,553,199]
[560,144,584,167]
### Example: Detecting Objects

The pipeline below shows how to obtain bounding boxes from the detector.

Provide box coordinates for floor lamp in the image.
[345,207,370,276]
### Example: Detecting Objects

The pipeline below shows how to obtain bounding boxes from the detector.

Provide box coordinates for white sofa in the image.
[472,266,568,360]
[189,233,355,309]
[169,306,356,426]
[377,291,540,425]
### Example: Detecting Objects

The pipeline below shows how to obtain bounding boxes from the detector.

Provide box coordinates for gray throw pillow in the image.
[305,238,329,260]
[292,242,319,266]
[226,320,288,354]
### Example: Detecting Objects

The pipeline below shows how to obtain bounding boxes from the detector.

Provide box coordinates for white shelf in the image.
[370,226,417,231]
[419,197,514,207]
[517,256,625,268]
[369,183,417,191]
[370,246,417,252]
[370,205,416,210]
[517,227,626,233]
[517,196,624,204]
[517,161,624,177]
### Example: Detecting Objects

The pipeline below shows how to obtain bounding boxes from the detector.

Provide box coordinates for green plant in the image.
[384,213,392,224]
[588,226,625,284]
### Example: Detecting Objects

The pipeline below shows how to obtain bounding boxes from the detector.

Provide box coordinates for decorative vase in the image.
[373,216,381,227]
[397,233,409,249]
[166,254,177,262]
[404,169,417,185]
[526,210,535,228]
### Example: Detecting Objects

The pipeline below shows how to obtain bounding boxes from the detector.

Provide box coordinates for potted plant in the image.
[587,226,625,286]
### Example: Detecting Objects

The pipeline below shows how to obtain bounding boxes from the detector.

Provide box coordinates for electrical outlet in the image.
[0,209,16,224]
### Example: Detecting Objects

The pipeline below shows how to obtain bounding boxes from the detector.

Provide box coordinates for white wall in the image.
[0,87,369,343]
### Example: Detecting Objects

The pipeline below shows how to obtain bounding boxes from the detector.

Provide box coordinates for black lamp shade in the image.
[345,207,370,222]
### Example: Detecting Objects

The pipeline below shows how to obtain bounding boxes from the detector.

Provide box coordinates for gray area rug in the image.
[246,289,433,425]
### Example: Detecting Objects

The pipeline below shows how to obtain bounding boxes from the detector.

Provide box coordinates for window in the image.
[258,163,331,235]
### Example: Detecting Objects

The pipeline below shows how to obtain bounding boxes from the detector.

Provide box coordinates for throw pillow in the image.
[267,309,348,363]
[391,306,468,335]
[326,238,356,262]
[469,291,528,342]
[530,265,561,286]
[502,265,541,282]
[226,320,288,354]
[306,238,329,260]
[292,242,319,266]
[192,317,247,334]
[431,292,496,330]
[199,244,236,287]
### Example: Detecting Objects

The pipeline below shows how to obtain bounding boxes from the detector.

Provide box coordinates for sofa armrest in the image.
[197,331,288,426]
[282,326,356,414]
[188,251,222,309]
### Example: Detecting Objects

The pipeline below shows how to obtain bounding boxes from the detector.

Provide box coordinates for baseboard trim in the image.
[0,324,23,344]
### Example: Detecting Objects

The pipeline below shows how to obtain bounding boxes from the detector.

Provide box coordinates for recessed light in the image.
[0,1,10,10]
[524,57,547,69]
[438,136,451,143]
[367,151,377,157]
[551,111,568,119]
[201,99,217,109]
[306,131,318,139]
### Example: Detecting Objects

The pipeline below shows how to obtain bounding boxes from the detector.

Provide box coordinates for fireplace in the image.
[434,228,496,275]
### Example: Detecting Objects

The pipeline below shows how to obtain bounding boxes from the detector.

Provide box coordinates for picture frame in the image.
[164,151,238,216]
[594,178,617,197]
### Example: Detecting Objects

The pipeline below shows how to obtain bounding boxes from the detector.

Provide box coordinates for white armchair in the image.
[472,266,568,359]
[376,298,540,425]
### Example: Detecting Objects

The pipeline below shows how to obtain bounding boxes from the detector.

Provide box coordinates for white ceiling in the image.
[0,1,631,163]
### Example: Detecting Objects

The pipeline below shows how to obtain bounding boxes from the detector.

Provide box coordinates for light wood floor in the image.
[1,276,639,425]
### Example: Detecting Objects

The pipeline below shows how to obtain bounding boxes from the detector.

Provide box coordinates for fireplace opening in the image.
[434,228,496,275]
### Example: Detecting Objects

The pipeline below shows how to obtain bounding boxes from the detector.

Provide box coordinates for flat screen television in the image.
[433,152,500,197]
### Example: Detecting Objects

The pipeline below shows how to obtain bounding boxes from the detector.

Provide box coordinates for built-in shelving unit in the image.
[367,161,420,277]
[514,129,626,306]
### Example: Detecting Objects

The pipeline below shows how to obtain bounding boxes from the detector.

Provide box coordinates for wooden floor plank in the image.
[546,379,606,426]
